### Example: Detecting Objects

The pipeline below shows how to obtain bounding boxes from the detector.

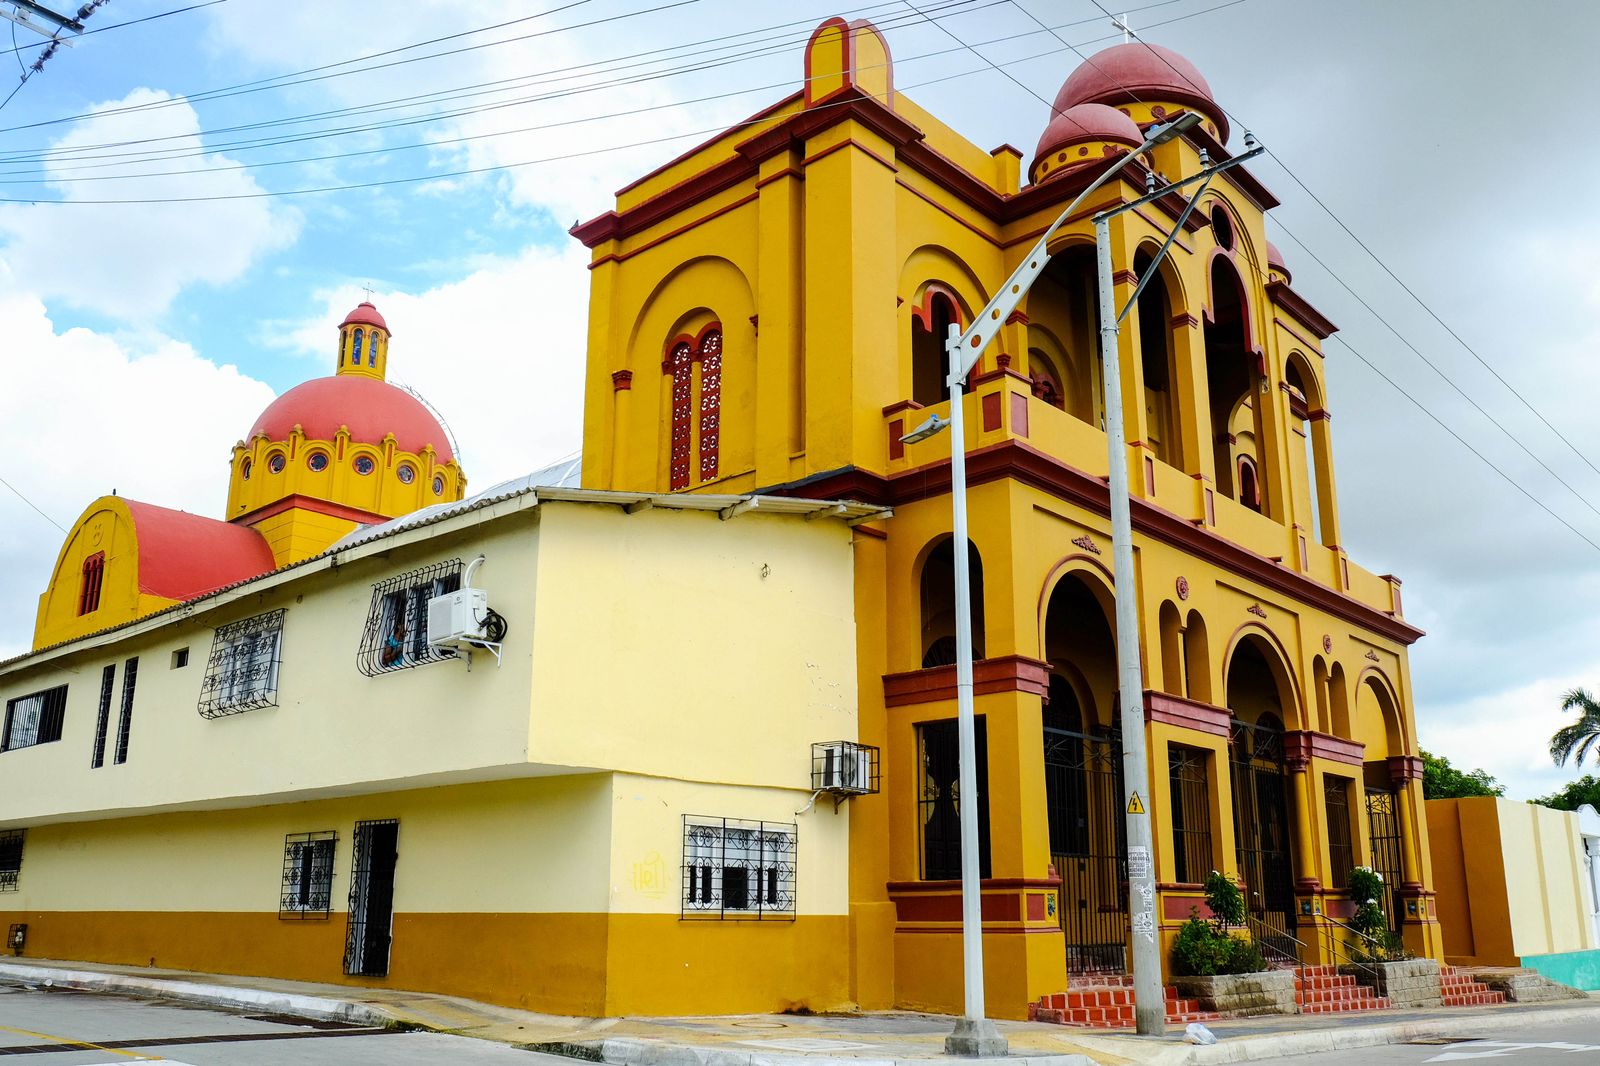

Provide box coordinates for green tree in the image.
[1420,749,1504,800]
[1532,775,1600,812]
[1550,688,1600,770]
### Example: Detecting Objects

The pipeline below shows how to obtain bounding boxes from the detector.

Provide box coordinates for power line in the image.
[6,0,227,56]
[0,471,66,532]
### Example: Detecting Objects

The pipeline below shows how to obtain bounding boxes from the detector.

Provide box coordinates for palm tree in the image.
[1550,688,1600,768]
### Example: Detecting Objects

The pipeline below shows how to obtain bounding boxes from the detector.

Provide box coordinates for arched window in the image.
[919,536,984,668]
[697,329,723,482]
[368,330,380,366]
[1134,248,1183,469]
[352,329,364,364]
[78,552,105,616]
[1237,455,1260,512]
[665,339,695,490]
[1030,350,1066,411]
[911,288,958,407]
[341,331,350,365]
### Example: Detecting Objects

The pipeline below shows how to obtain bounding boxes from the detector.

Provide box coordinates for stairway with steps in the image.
[1029,974,1220,1028]
[1294,965,1390,1014]
[1438,965,1507,1007]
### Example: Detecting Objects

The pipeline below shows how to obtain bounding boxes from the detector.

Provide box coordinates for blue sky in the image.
[3,0,1600,801]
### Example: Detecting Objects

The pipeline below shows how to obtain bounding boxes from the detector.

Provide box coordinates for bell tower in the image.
[337,301,391,380]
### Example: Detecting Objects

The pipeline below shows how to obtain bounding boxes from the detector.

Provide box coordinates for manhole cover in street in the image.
[729,1021,787,1029]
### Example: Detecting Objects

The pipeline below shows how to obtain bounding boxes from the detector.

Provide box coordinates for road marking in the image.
[0,1022,159,1060]
[1427,1041,1600,1061]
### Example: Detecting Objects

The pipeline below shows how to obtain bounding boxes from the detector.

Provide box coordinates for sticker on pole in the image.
[1127,845,1150,880]
[1126,792,1145,815]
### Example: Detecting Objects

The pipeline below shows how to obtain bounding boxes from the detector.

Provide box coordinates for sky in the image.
[0,0,1596,801]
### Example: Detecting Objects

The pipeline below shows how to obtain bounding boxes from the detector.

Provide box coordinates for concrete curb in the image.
[1131,1003,1600,1065]
[0,960,393,1029]
[588,1039,1095,1066]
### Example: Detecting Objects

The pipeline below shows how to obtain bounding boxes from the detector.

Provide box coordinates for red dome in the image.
[340,301,389,332]
[249,376,454,462]
[1054,42,1228,144]
[1266,240,1291,282]
[1032,102,1143,182]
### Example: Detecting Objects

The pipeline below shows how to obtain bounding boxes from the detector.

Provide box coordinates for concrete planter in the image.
[1339,957,1441,1008]
[1170,969,1296,1017]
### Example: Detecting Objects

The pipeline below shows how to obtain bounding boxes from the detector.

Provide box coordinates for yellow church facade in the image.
[573,19,1438,1015]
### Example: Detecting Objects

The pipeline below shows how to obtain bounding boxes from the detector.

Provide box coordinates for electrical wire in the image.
[6,0,229,56]
[0,472,66,532]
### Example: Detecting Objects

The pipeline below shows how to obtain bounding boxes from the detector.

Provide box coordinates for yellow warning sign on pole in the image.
[1127,792,1145,815]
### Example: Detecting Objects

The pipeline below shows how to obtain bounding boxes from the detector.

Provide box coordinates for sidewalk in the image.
[1,956,1596,1066]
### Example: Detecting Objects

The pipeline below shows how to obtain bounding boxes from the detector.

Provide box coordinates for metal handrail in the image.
[1243,911,1306,965]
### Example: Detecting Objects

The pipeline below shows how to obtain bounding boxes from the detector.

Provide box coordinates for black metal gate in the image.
[1044,684,1127,973]
[1365,788,1406,933]
[344,819,399,977]
[1230,717,1297,954]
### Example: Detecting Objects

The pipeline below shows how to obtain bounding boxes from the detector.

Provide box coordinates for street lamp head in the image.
[899,412,951,445]
[1145,111,1203,146]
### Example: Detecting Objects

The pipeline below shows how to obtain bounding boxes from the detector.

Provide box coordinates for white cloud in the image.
[0,273,275,658]
[281,241,591,490]
[0,88,300,321]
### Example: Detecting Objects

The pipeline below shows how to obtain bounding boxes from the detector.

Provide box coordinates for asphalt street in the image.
[1241,1018,1600,1065]
[0,982,562,1063]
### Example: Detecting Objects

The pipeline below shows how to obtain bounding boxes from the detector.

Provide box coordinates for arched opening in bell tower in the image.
[1027,246,1103,429]
[1204,255,1265,513]
[1134,247,1183,470]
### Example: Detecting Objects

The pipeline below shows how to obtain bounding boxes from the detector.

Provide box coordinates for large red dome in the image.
[248,375,454,462]
[1054,42,1227,144]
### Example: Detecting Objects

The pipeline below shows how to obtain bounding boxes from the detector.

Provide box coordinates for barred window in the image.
[0,830,21,891]
[682,816,795,920]
[357,560,462,676]
[90,664,115,768]
[3,685,67,752]
[199,611,285,719]
[280,831,336,918]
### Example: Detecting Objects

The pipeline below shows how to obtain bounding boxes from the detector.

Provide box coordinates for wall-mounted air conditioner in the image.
[812,740,880,796]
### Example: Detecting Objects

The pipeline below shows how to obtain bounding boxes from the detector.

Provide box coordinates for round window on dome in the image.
[268,453,286,475]
[354,455,376,476]
[432,475,445,497]
[1210,205,1234,251]
[397,463,416,485]
[241,458,252,480]
[307,452,329,473]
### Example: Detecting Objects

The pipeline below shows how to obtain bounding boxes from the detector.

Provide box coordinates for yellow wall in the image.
[33,497,179,651]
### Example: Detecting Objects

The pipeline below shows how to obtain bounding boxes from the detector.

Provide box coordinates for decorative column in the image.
[1387,754,1440,958]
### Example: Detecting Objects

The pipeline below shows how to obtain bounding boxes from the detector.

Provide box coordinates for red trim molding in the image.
[1267,279,1338,340]
[234,494,388,528]
[766,441,1424,645]
[1144,690,1230,737]
[883,654,1050,707]
[1283,730,1365,767]
[1388,754,1424,782]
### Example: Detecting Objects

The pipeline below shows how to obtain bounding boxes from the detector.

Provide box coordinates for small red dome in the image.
[249,376,453,462]
[1054,42,1227,144]
[1266,240,1291,282]
[1032,102,1143,182]
[340,301,389,332]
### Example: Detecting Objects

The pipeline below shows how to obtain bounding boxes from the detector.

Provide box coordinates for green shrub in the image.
[1219,935,1266,975]
[1172,913,1221,976]
[1203,870,1245,931]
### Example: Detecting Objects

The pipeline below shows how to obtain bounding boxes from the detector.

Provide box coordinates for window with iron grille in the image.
[280,831,336,919]
[681,817,795,920]
[918,717,991,880]
[199,611,285,719]
[1325,776,1354,888]
[90,664,115,768]
[2,685,67,753]
[0,830,21,891]
[1168,744,1214,884]
[113,657,138,765]
[78,552,105,615]
[356,560,462,676]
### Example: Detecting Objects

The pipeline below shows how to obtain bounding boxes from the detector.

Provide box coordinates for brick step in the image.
[1302,997,1390,1014]
[1441,990,1506,1007]
[1032,986,1221,1029]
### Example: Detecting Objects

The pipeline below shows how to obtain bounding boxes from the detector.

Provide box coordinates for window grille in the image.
[90,664,114,768]
[918,717,991,880]
[681,817,796,920]
[0,830,20,892]
[356,560,462,676]
[697,329,722,481]
[666,340,693,490]
[1168,744,1213,884]
[199,610,285,719]
[113,657,138,764]
[280,831,337,919]
[78,552,105,615]
[2,685,67,752]
[1325,777,1354,888]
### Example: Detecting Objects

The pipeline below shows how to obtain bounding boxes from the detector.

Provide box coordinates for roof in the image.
[1054,42,1229,144]
[1032,102,1143,183]
[122,499,276,600]
[339,301,389,332]
[248,375,455,462]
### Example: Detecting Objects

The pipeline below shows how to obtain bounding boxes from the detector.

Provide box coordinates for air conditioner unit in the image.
[813,741,879,796]
[427,587,490,651]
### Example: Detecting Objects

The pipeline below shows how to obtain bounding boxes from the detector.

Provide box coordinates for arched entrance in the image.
[1227,636,1298,952]
[1042,570,1127,972]
[1355,674,1407,932]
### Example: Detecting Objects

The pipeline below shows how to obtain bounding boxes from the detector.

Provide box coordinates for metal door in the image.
[1044,689,1127,973]
[344,819,399,976]
[1230,718,1297,954]
[1365,789,1405,933]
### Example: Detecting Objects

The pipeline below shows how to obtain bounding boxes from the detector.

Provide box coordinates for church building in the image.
[0,16,1439,1023]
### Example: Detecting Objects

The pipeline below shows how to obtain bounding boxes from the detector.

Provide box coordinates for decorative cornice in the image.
[759,442,1424,645]
[1267,280,1338,340]
[883,654,1051,707]
[1145,690,1230,738]
[1283,730,1365,767]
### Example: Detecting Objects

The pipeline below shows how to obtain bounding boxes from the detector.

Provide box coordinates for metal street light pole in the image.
[911,113,1204,1058]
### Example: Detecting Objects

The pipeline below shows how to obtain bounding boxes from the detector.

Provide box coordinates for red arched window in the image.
[665,340,694,490]
[1237,455,1261,512]
[78,552,105,616]
[697,328,723,482]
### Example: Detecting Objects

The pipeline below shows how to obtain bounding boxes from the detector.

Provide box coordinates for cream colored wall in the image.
[9,775,613,915]
[606,773,850,917]
[1497,800,1599,957]
[530,502,859,791]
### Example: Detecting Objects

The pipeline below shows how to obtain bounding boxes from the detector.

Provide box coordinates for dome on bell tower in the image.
[224,300,467,566]
[1052,42,1228,144]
